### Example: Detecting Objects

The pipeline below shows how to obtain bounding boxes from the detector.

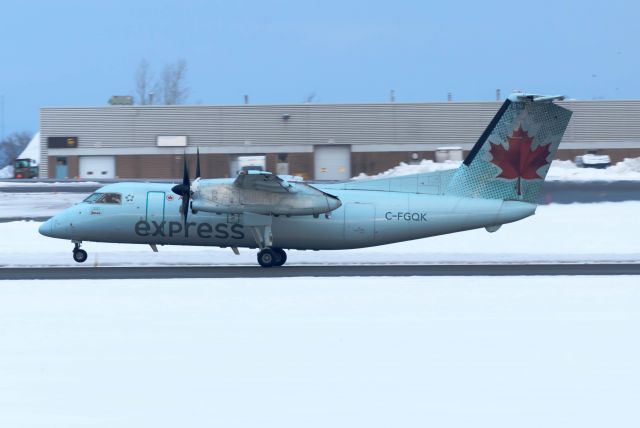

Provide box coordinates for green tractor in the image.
[13,158,39,179]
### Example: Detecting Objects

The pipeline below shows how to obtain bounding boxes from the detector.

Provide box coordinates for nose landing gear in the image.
[257,247,287,268]
[72,242,87,263]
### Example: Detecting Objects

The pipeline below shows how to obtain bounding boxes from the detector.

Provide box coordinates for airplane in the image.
[39,92,572,267]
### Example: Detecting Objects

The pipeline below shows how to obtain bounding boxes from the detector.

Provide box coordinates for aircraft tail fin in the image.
[445,93,572,203]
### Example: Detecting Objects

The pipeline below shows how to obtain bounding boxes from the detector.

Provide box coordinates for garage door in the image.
[314,145,351,181]
[79,156,116,179]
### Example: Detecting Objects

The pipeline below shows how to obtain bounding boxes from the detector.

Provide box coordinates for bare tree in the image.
[134,59,160,105]
[132,59,191,105]
[305,91,316,103]
[0,131,32,167]
[161,59,190,105]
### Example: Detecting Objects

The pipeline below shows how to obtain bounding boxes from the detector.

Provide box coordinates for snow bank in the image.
[1,202,638,267]
[17,132,40,164]
[353,159,461,179]
[354,157,640,181]
[546,158,640,181]
[0,165,12,179]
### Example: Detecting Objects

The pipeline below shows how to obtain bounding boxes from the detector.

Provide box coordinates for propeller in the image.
[195,147,201,179]
[171,149,202,223]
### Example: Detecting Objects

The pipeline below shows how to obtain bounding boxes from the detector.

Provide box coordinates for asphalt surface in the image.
[539,180,640,204]
[2,263,639,280]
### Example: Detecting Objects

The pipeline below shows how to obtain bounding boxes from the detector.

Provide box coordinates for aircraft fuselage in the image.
[40,182,536,251]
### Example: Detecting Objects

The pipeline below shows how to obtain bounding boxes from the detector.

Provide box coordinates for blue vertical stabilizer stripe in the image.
[463,99,512,166]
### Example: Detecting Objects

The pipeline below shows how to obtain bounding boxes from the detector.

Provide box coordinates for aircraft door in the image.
[146,191,165,222]
[344,203,374,243]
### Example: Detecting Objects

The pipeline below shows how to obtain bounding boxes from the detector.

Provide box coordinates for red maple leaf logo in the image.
[489,126,550,195]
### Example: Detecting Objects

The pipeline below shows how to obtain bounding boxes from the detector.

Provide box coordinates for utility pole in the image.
[390,89,395,102]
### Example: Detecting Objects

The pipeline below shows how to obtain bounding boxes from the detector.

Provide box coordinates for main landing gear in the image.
[248,220,287,268]
[72,242,87,263]
[257,247,287,268]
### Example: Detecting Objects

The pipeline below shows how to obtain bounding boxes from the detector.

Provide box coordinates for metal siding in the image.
[40,100,640,178]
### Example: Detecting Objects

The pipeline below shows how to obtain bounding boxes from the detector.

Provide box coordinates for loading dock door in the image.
[314,145,351,181]
[79,156,116,179]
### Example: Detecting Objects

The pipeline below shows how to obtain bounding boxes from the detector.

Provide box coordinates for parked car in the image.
[575,151,611,169]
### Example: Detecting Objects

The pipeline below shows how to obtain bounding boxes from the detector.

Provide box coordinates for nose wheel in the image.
[257,247,287,267]
[72,242,88,263]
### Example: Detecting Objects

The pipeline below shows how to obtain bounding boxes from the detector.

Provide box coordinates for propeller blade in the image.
[171,154,191,196]
[171,153,192,223]
[195,147,201,179]
[181,193,190,223]
[182,154,190,187]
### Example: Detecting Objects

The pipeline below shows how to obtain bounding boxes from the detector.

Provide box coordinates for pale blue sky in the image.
[0,0,637,135]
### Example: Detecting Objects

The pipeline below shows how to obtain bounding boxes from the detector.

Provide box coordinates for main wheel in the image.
[257,248,277,267]
[272,248,287,266]
[73,249,88,263]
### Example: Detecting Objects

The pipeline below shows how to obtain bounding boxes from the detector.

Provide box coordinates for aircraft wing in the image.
[233,171,293,193]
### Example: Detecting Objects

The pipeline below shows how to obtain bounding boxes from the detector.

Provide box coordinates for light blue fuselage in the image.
[41,181,536,250]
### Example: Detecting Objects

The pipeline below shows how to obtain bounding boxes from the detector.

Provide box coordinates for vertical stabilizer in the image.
[445,93,572,203]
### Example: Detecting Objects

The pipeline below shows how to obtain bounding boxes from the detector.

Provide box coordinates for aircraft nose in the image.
[39,218,54,237]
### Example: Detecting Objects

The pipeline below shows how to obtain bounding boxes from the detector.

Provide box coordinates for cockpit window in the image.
[83,193,103,203]
[83,192,122,204]
[97,193,122,204]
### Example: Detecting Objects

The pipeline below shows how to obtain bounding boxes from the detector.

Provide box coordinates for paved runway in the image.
[2,263,639,280]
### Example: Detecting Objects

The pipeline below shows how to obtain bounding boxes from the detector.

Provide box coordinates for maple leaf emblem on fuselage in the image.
[489,126,550,195]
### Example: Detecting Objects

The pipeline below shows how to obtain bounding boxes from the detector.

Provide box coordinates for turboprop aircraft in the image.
[39,92,572,267]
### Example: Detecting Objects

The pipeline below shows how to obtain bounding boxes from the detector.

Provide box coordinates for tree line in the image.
[134,59,190,105]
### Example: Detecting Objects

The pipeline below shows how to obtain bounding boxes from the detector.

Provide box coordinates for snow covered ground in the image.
[0,192,87,218]
[1,276,639,427]
[0,180,100,186]
[354,157,640,181]
[1,202,638,267]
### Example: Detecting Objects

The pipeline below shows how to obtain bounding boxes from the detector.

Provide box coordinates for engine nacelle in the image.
[191,182,341,216]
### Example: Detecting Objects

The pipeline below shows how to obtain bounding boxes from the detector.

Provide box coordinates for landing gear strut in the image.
[72,242,87,263]
[246,215,287,267]
[257,247,287,268]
